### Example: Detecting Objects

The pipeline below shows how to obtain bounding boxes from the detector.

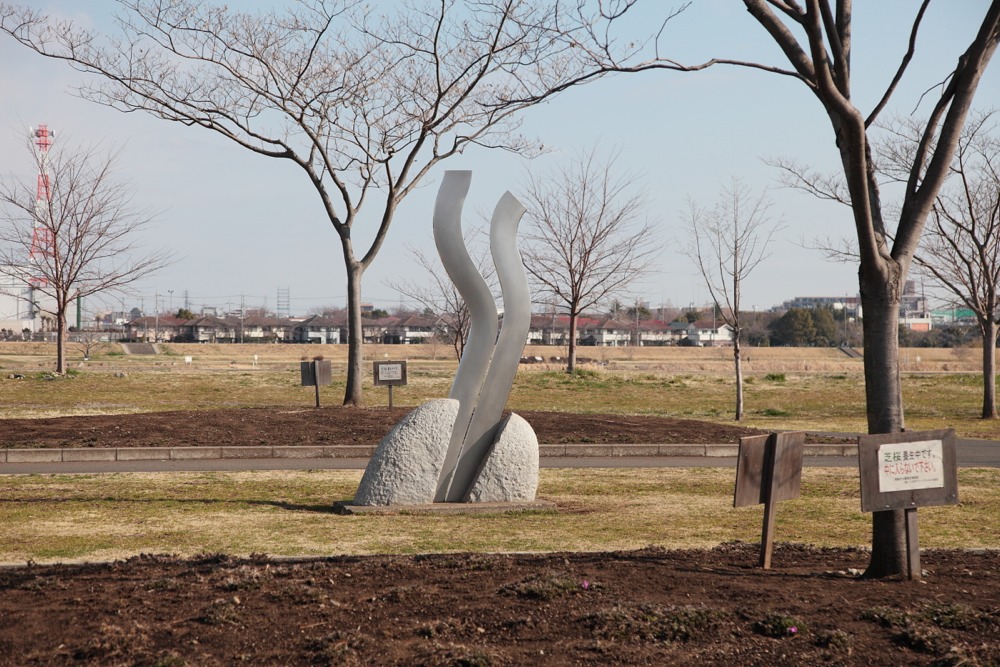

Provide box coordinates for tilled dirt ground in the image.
[1,544,998,666]
[0,406,772,449]
[6,409,988,665]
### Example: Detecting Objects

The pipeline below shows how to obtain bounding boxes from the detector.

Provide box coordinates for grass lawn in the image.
[1,344,997,565]
[1,467,997,564]
[3,349,1000,438]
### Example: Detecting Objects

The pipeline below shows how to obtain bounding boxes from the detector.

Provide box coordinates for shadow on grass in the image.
[0,497,343,514]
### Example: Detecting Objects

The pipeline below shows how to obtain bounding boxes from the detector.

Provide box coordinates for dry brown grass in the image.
[1,467,996,564]
[3,342,999,437]
[0,341,985,373]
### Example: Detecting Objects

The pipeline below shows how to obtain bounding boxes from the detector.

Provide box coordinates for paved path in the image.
[2,442,995,475]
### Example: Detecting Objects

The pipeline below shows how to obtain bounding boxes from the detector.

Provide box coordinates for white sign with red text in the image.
[877,440,944,493]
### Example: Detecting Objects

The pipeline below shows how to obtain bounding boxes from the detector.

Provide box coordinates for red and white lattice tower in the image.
[28,123,55,286]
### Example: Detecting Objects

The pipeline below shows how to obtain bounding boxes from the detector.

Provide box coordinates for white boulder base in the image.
[466,412,539,502]
[353,399,459,506]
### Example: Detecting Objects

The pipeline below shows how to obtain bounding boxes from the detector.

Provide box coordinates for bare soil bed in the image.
[1,544,998,666]
[0,406,771,449]
[8,408,989,665]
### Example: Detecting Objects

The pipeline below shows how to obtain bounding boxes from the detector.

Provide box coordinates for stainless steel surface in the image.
[432,171,498,501]
[449,192,529,501]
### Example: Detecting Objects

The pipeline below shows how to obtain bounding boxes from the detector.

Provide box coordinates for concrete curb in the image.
[0,442,857,463]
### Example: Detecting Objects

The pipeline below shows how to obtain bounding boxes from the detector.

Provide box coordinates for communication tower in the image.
[28,123,55,286]
[277,287,290,318]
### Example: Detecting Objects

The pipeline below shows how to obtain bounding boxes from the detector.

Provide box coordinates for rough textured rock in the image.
[353,399,458,506]
[466,412,539,502]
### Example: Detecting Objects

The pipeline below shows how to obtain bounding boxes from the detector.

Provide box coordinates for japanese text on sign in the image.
[373,360,407,386]
[378,363,403,381]
[878,440,944,493]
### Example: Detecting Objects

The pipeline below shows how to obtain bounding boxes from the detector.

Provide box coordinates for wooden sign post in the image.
[734,432,805,569]
[300,359,333,408]
[373,360,407,408]
[858,429,958,581]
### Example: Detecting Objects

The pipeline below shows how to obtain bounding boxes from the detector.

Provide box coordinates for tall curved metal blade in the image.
[432,171,498,502]
[448,191,530,501]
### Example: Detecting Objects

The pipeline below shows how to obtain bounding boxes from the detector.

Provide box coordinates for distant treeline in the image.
[740,307,981,348]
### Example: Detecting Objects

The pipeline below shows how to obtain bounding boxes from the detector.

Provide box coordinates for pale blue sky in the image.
[1,1,998,318]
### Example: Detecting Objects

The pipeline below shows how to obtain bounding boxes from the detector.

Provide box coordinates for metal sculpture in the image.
[352,170,536,506]
[433,171,531,502]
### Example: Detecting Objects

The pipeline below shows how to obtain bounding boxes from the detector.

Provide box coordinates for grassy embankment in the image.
[1,342,998,438]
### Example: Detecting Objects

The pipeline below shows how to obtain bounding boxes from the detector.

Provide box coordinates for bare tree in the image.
[904,112,1000,418]
[0,134,171,374]
[72,328,106,361]
[711,2,1000,580]
[531,0,1000,578]
[389,237,495,361]
[0,0,643,405]
[683,177,781,421]
[520,148,659,373]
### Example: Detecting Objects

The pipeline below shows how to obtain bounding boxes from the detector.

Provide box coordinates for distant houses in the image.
[125,311,734,347]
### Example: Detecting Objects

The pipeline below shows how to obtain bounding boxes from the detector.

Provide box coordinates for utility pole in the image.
[634,299,640,347]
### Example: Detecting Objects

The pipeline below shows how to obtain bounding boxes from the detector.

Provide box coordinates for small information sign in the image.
[373,361,407,386]
[858,429,959,581]
[300,359,333,407]
[373,360,407,408]
[300,360,333,387]
[733,431,805,569]
[877,440,945,493]
[858,430,958,513]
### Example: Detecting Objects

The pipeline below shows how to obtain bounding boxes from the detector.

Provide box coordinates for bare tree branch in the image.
[682,176,783,420]
[519,146,660,373]
[0,0,649,404]
[0,132,172,373]
[909,110,1000,417]
[387,231,495,361]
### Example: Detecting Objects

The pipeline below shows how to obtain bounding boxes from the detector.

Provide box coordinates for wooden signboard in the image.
[734,431,805,569]
[373,360,407,386]
[858,429,958,581]
[373,360,407,407]
[300,359,333,407]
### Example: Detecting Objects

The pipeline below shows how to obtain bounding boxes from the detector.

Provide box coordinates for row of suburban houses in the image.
[124,313,734,347]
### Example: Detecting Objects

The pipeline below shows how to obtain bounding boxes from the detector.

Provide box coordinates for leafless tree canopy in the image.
[389,233,495,361]
[903,111,1000,417]
[0,0,656,403]
[519,147,659,372]
[683,178,780,331]
[0,135,171,373]
[918,113,1000,315]
[683,177,781,420]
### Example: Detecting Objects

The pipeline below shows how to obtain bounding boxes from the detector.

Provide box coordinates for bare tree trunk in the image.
[860,279,908,579]
[982,319,998,419]
[55,300,68,375]
[733,330,744,421]
[567,313,578,374]
[344,263,364,406]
